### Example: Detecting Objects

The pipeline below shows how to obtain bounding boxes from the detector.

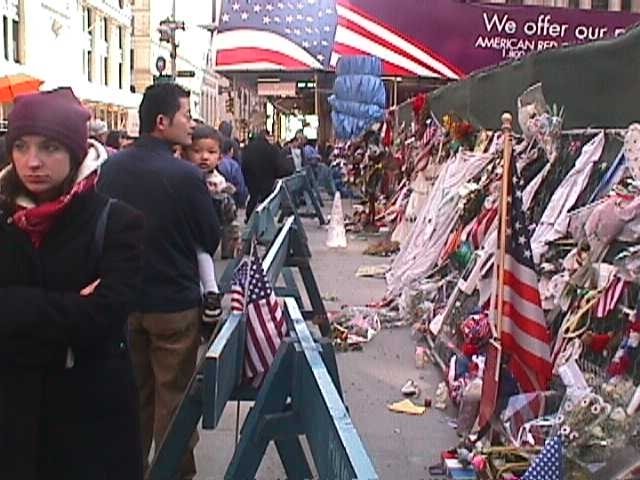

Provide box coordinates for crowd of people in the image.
[0,82,336,479]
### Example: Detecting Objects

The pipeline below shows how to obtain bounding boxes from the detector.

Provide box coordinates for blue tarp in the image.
[335,55,383,77]
[329,55,386,140]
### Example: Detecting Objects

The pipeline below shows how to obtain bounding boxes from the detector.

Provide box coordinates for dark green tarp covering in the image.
[429,24,640,131]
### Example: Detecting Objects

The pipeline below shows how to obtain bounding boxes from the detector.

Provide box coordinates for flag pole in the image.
[496,112,513,339]
[473,114,516,436]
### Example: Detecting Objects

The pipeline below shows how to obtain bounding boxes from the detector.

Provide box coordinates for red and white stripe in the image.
[214,29,324,71]
[331,1,462,79]
[230,284,245,313]
[595,277,626,318]
[244,290,288,386]
[469,207,498,249]
[501,255,552,393]
[213,1,464,79]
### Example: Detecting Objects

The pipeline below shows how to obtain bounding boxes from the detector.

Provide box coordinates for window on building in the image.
[82,7,93,82]
[568,0,580,8]
[591,0,609,9]
[118,26,124,89]
[622,0,632,10]
[101,17,109,86]
[130,47,136,92]
[87,51,93,82]
[3,16,8,61]
[2,1,22,64]
[12,18,20,63]
[86,7,93,31]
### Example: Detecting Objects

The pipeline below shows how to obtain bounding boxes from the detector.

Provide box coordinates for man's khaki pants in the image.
[128,308,200,480]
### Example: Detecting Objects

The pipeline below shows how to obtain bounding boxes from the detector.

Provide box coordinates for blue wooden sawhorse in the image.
[148,217,378,480]
[221,188,329,336]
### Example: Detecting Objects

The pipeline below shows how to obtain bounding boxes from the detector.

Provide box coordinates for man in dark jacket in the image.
[241,130,280,219]
[99,83,220,479]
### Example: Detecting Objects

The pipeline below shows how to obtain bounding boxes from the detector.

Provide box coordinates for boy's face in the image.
[187,138,221,171]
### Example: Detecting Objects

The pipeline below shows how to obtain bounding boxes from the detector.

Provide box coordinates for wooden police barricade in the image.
[223,213,330,334]
[220,175,326,328]
[283,169,326,225]
[219,180,303,295]
[302,165,325,208]
[148,217,378,480]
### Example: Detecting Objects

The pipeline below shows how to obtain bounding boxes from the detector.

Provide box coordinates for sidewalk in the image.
[194,208,457,479]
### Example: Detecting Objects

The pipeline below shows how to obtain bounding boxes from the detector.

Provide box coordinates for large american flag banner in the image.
[230,253,288,386]
[214,0,463,78]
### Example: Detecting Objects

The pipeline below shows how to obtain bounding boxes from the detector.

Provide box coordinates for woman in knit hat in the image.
[0,88,144,479]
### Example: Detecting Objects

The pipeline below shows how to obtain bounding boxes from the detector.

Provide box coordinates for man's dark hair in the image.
[105,130,123,150]
[139,83,190,134]
[222,138,234,155]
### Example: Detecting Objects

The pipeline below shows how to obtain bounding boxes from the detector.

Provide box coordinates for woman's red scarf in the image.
[12,173,97,248]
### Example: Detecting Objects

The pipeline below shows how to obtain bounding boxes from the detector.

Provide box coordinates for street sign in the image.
[296,81,316,90]
[176,70,196,78]
[156,56,167,74]
[159,19,185,30]
[154,74,174,85]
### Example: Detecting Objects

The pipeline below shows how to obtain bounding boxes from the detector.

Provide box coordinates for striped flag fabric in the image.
[499,166,552,393]
[479,161,552,430]
[595,276,627,318]
[230,254,289,386]
[214,0,463,78]
[469,206,498,249]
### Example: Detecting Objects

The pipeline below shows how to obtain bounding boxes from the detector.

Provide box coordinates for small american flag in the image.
[230,253,288,386]
[595,276,627,318]
[522,435,564,480]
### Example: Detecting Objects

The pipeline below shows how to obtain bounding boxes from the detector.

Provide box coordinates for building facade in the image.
[131,0,229,125]
[0,0,139,129]
[489,0,640,11]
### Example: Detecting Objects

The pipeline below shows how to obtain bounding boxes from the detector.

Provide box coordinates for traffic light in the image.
[158,18,185,43]
[225,96,235,113]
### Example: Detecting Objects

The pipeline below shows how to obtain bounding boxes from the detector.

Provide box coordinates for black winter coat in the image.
[242,137,280,199]
[0,190,144,479]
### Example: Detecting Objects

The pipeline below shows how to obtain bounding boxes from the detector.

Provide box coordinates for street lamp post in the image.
[170,0,176,79]
[158,0,184,81]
